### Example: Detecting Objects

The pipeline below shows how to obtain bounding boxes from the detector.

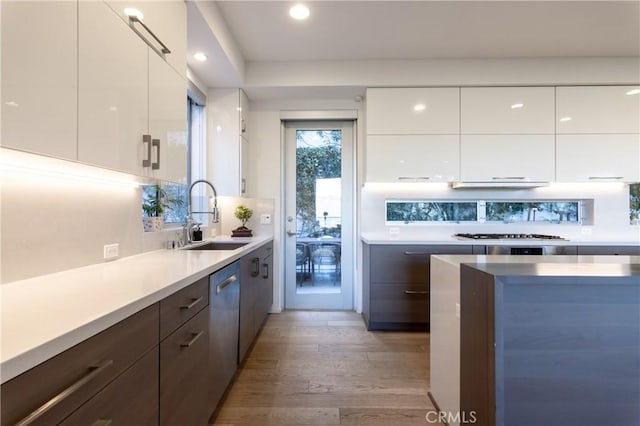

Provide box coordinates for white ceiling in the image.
[216,1,640,62]
[187,1,640,93]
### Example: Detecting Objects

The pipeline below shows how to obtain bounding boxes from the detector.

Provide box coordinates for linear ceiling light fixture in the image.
[289,4,310,20]
[193,52,208,62]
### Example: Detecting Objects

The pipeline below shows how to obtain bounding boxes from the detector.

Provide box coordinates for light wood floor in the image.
[211,310,443,426]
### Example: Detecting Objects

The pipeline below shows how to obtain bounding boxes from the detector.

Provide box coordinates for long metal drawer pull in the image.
[180,296,203,310]
[151,139,160,170]
[588,176,623,180]
[180,330,205,348]
[142,134,152,167]
[251,257,260,277]
[262,263,269,279]
[404,251,430,255]
[492,176,526,180]
[15,360,114,426]
[216,275,237,294]
[398,176,430,181]
[128,16,171,57]
[404,290,429,295]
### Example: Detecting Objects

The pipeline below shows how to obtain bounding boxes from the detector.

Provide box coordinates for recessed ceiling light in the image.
[626,89,640,96]
[5,101,19,107]
[123,7,144,20]
[559,116,572,122]
[289,4,310,20]
[511,103,524,109]
[413,104,426,112]
[193,52,208,62]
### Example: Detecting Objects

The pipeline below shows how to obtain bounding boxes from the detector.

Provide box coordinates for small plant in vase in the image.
[142,185,183,232]
[232,205,253,237]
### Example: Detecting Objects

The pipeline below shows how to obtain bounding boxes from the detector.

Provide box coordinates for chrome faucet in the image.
[183,179,220,244]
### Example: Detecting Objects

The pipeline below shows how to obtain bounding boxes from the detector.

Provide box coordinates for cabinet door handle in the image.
[492,176,526,180]
[398,176,430,181]
[588,176,623,180]
[142,134,152,167]
[180,296,203,310]
[217,275,237,294]
[15,360,114,426]
[180,330,205,348]
[128,16,171,57]
[262,263,269,279]
[151,139,160,170]
[241,178,246,194]
[251,257,260,277]
[404,251,430,256]
[404,290,429,295]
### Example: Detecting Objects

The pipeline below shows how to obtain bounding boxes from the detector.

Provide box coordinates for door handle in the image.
[286,230,297,236]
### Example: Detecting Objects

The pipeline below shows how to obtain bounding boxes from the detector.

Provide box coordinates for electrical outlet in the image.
[103,243,119,260]
[260,213,272,224]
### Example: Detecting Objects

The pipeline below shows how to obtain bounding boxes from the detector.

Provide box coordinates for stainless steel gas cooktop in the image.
[454,233,566,240]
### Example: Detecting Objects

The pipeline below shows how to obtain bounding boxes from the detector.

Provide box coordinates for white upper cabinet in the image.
[149,52,187,184]
[105,1,187,76]
[366,135,460,182]
[1,1,78,160]
[556,86,640,134]
[78,1,148,175]
[460,135,555,182]
[366,88,460,135]
[210,89,250,196]
[556,134,640,182]
[461,87,555,134]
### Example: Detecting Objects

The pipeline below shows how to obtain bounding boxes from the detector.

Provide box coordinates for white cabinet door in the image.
[105,0,186,76]
[461,87,555,134]
[240,136,250,196]
[556,134,640,182]
[1,1,77,160]
[149,52,187,184]
[210,89,242,196]
[366,135,460,182]
[78,1,148,175]
[460,135,555,182]
[556,86,640,134]
[366,88,460,135]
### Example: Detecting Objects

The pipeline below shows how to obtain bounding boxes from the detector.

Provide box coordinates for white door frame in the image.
[281,118,356,310]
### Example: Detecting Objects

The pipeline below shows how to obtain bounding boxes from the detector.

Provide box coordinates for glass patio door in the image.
[284,121,354,310]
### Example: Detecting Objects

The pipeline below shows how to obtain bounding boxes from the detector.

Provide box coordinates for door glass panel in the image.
[295,130,342,294]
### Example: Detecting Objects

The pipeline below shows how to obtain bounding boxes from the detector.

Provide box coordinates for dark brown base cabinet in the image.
[362,243,477,331]
[0,305,160,426]
[0,277,211,426]
[239,242,274,364]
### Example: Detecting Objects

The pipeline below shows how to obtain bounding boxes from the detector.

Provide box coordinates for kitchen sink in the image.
[185,242,249,250]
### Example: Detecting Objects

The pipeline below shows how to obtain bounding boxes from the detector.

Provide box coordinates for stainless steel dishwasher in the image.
[207,261,240,416]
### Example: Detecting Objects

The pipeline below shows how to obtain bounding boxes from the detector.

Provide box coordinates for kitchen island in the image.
[430,255,640,426]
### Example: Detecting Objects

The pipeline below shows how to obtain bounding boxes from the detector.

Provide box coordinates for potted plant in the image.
[142,185,184,232]
[232,205,253,237]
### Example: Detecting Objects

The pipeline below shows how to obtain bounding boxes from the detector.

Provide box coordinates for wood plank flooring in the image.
[211,310,443,426]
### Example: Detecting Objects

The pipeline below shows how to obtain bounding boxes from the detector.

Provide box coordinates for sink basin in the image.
[185,242,248,251]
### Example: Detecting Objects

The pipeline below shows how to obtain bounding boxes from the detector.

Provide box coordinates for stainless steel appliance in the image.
[453,233,575,255]
[454,233,565,240]
[486,245,576,255]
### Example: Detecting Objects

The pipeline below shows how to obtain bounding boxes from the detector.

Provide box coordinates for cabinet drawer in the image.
[60,347,158,426]
[370,245,473,284]
[1,304,159,425]
[160,308,208,426]
[370,284,429,324]
[160,276,209,340]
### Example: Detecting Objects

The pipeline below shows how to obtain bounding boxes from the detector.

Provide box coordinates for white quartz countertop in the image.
[0,236,273,384]
[361,233,640,246]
